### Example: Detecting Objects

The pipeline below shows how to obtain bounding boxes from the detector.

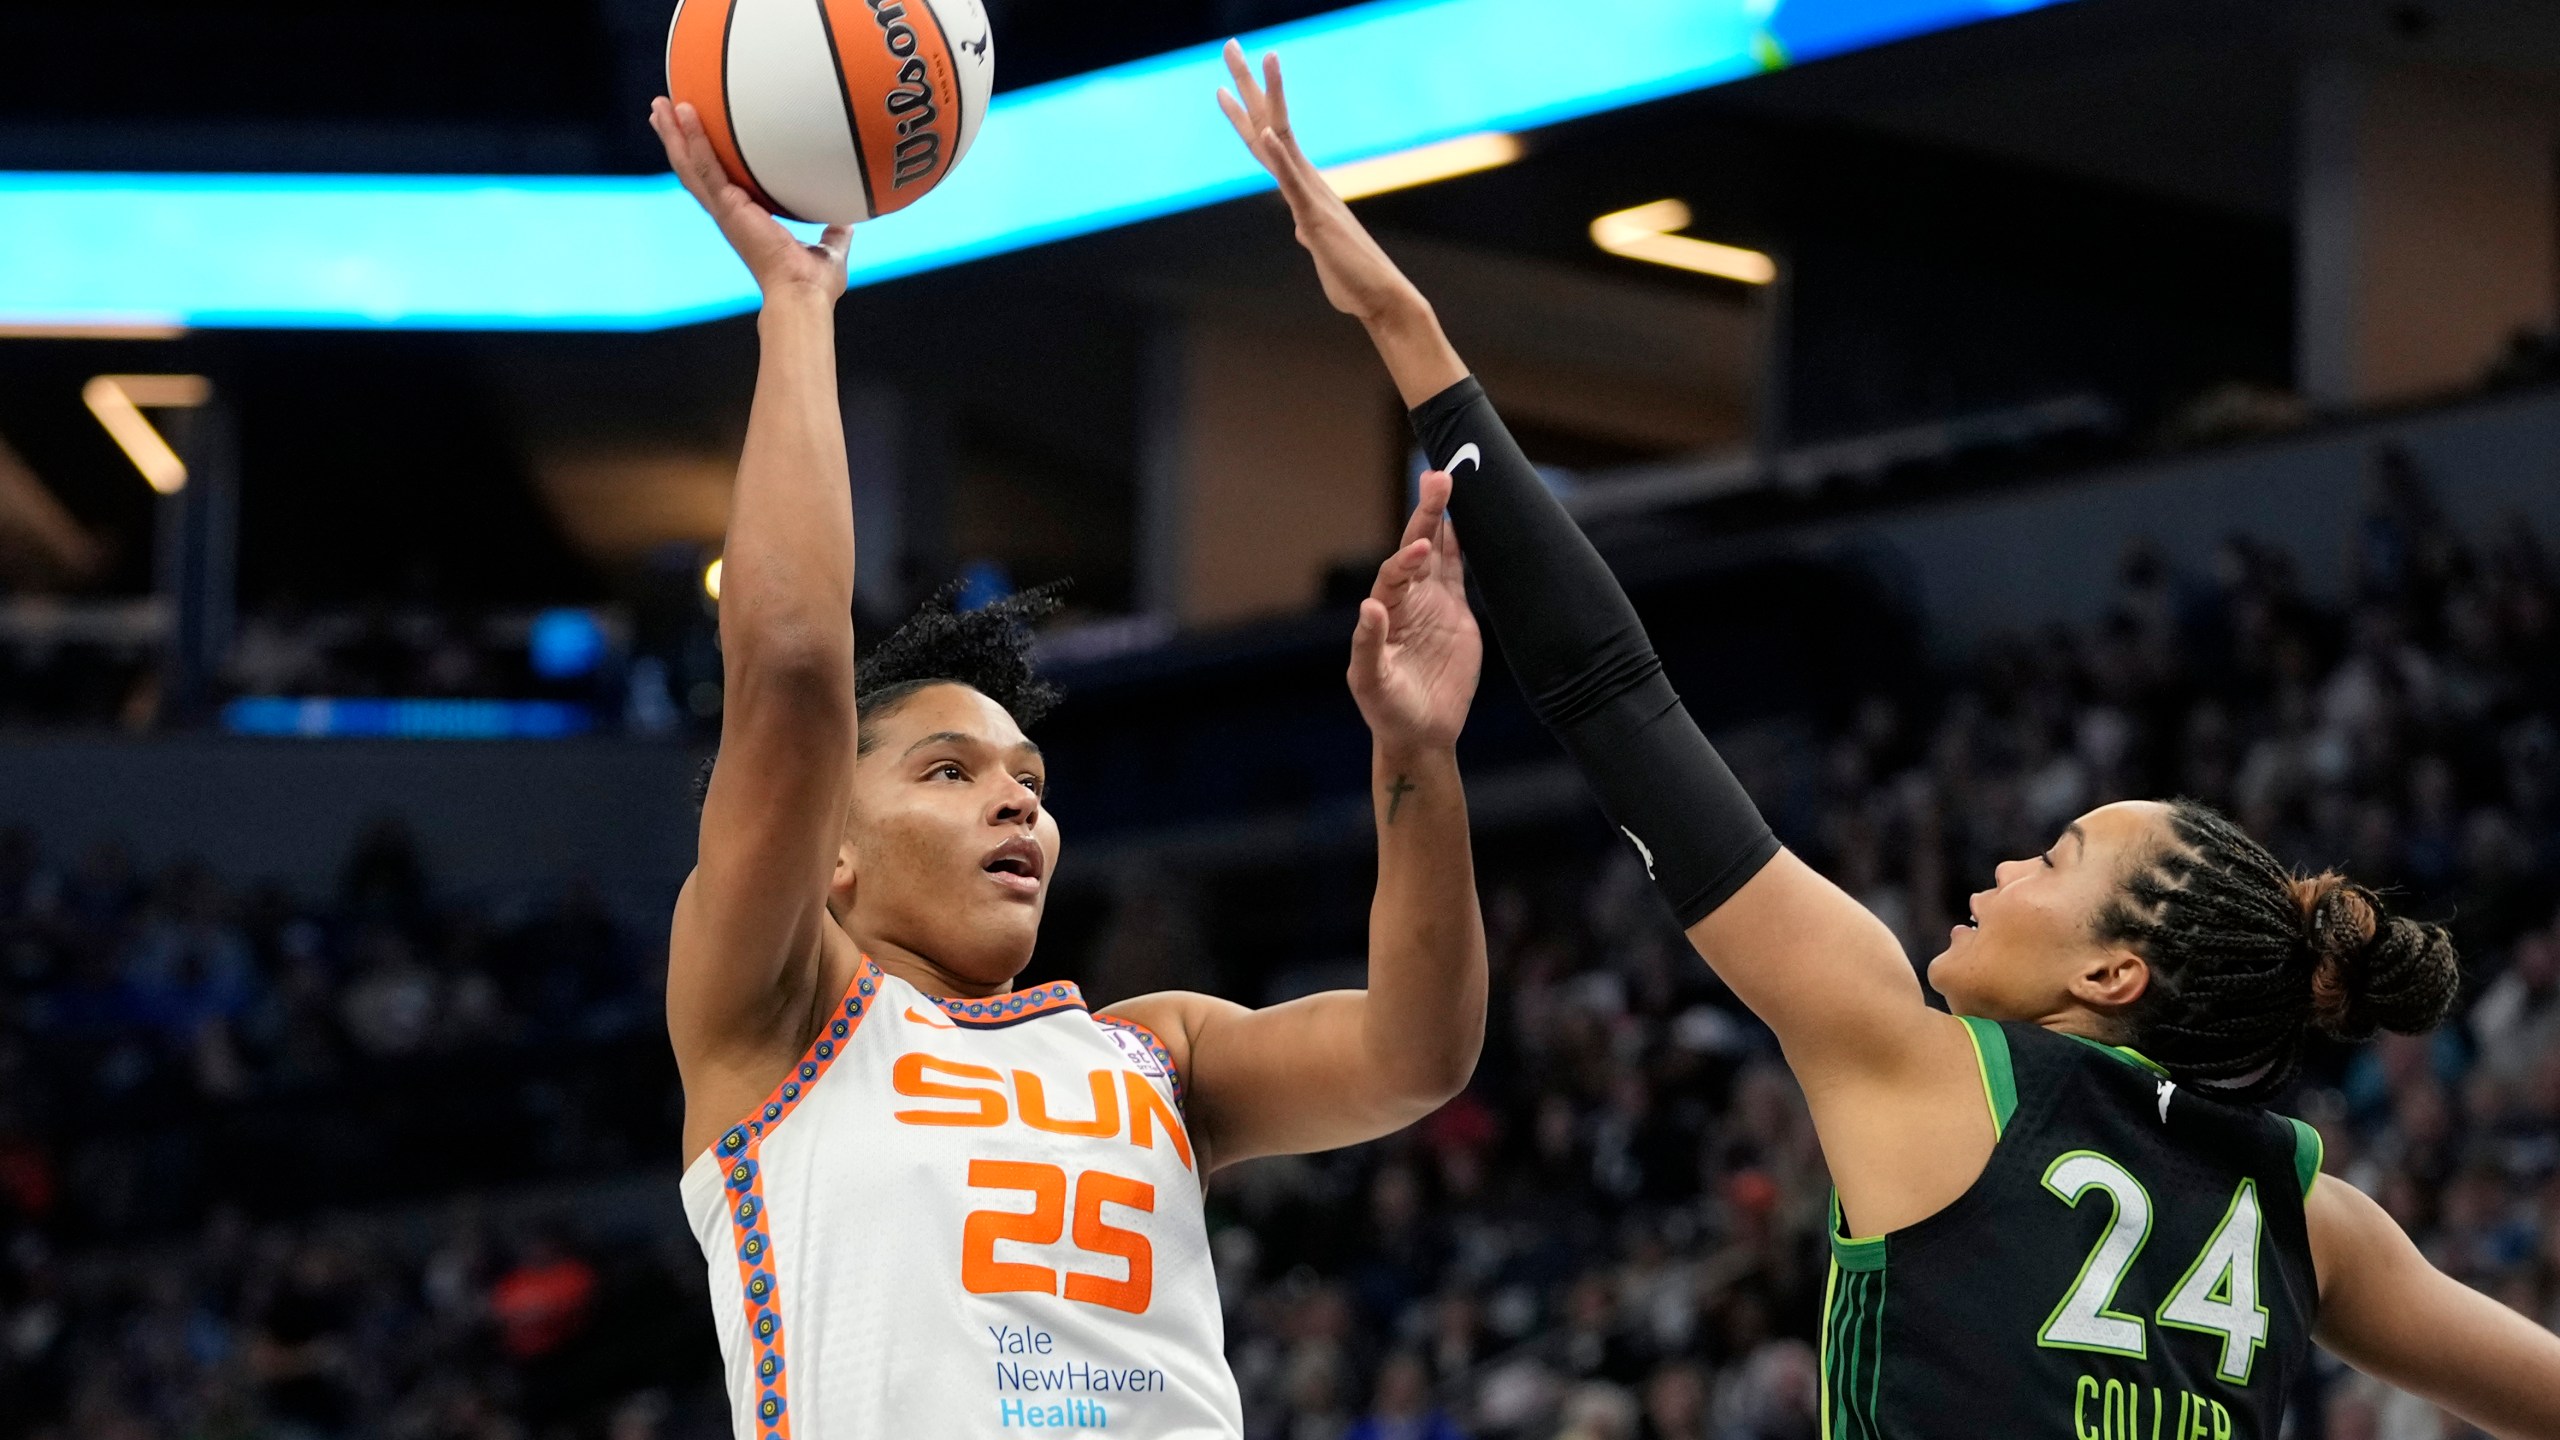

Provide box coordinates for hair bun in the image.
[2296,874,2460,1040]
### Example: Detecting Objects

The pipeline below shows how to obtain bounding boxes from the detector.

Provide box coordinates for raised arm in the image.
[650,99,865,1161]
[2310,1174,2560,1437]
[1107,472,1487,1167]
[1216,45,1931,1083]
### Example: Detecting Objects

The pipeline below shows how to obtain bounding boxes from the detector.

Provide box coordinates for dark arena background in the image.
[5,1,2560,1436]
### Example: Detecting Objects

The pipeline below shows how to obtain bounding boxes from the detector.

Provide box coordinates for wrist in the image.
[1357,285,1435,336]
[757,281,839,324]
[1373,734,1458,772]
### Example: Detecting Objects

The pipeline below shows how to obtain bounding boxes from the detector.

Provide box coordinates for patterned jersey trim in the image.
[1096,1014,1186,1111]
[929,979,1087,1029]
[713,956,883,1440]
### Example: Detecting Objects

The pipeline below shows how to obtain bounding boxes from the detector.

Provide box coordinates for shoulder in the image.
[1095,990,1236,1092]
[2305,1170,2409,1292]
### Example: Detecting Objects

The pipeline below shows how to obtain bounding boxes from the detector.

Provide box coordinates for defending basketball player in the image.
[649,95,1487,1440]
[1223,43,2560,1439]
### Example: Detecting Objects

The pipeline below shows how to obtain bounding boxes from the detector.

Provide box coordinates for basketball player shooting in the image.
[1223,42,2560,1440]
[647,98,1488,1440]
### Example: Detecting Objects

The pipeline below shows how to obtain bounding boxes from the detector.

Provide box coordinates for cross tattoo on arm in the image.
[1385,774,1416,823]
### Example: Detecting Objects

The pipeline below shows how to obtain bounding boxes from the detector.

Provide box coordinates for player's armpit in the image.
[2310,1173,2560,1437]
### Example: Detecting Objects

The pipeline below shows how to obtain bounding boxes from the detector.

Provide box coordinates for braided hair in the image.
[2096,800,2460,1101]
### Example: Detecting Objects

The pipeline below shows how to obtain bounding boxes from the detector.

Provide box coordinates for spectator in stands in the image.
[1348,1352,1466,1440]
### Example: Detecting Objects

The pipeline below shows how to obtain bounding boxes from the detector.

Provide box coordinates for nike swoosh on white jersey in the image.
[903,1006,958,1029]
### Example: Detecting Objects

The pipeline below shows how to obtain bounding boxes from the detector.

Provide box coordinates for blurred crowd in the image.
[1143,450,2560,1440]
[2,452,2556,1440]
[0,594,711,735]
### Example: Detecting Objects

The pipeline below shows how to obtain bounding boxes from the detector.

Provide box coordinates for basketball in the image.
[665,0,993,224]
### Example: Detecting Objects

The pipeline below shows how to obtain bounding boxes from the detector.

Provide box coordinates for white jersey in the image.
[680,958,1243,1440]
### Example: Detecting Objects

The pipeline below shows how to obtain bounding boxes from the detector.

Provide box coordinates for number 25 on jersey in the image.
[963,1160,1155,1314]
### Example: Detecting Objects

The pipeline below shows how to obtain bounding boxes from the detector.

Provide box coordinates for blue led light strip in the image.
[222,697,597,739]
[0,0,2069,331]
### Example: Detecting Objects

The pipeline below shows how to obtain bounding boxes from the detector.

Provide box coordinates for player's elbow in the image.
[724,619,854,700]
[1376,1023,1483,1116]
[720,649,855,747]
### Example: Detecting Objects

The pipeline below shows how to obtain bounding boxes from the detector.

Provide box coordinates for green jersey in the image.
[1821,1018,2325,1440]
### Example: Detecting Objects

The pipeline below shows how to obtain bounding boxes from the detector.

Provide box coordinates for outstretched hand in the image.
[1350,468,1480,753]
[1217,42,1423,325]
[649,98,852,302]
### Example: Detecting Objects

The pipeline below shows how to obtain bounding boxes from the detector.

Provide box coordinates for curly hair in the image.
[690,581,1065,809]
[2098,799,2461,1101]
[853,581,1065,749]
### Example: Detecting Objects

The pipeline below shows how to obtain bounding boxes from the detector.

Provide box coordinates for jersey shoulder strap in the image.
[1956,1015,2019,1137]
[1996,1020,2321,1201]
[2279,1112,2324,1197]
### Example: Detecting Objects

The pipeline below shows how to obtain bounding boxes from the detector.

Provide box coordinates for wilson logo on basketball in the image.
[865,0,949,189]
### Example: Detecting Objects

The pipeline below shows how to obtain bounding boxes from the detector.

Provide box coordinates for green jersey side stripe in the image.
[1827,1192,1888,1272]
[1837,1272,1877,1440]
[1826,1269,1887,1440]
[1867,1265,1886,1433]
[1960,1015,2018,1136]
[2287,1116,2324,1197]
[1819,1260,1839,1440]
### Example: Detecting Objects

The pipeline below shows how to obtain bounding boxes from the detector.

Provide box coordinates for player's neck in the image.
[857,936,1017,1000]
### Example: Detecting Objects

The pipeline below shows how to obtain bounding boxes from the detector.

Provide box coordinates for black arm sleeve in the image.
[1412,376,1778,926]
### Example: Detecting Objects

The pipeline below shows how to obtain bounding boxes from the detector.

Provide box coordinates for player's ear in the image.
[828,837,858,910]
[2071,947,2149,1011]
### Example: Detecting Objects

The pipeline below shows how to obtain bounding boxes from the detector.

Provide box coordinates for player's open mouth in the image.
[982,836,1045,895]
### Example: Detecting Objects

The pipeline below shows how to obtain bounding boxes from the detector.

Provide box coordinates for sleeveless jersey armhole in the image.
[1958,1015,2019,1139]
[2286,1115,2325,1198]
[1096,1013,1187,1112]
[1827,1191,1888,1271]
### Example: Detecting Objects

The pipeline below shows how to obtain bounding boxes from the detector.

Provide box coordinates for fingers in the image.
[677,102,718,172]
[1398,474,1448,550]
[1221,41,1338,222]
[1261,127,1329,213]
[1217,87,1266,161]
[649,97,691,174]
[816,223,856,265]
[1369,535,1431,611]
[1417,468,1453,520]
[654,100,728,208]
[1412,469,1462,573]
[1351,597,1391,672]
[1262,52,1291,131]
[1222,39,1262,109]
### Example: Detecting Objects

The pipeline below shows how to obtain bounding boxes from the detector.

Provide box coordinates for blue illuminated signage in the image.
[222,697,597,739]
[0,0,2069,331]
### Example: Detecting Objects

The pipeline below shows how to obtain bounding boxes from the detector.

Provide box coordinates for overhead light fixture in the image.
[703,556,724,602]
[1590,199,1775,284]
[82,373,210,495]
[1322,132,1522,201]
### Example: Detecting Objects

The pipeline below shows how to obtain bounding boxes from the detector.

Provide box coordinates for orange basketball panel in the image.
[666,0,786,216]
[817,0,966,217]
